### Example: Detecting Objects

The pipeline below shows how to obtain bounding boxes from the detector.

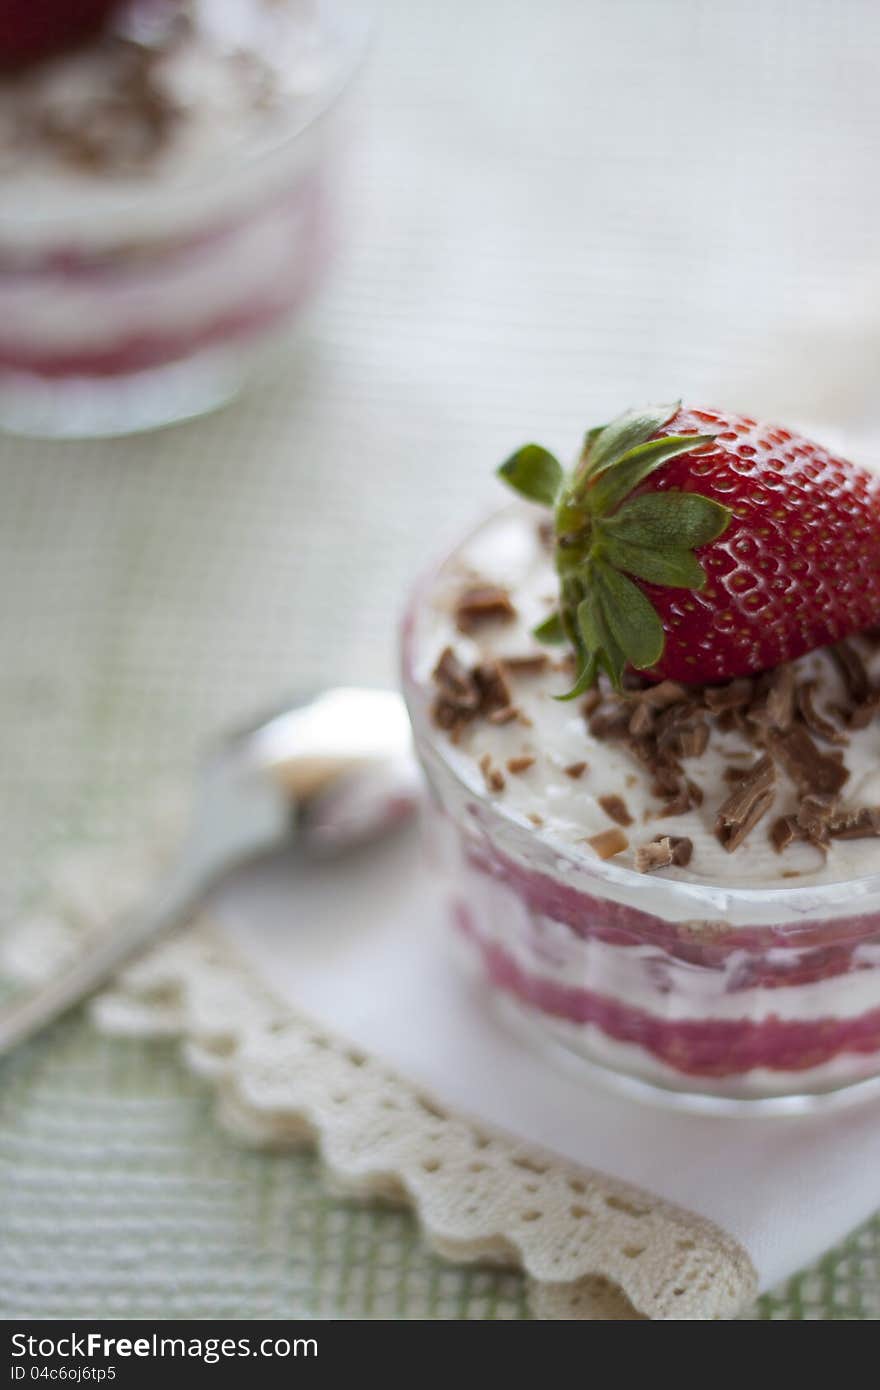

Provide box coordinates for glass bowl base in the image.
[0,325,302,440]
[487,987,880,1119]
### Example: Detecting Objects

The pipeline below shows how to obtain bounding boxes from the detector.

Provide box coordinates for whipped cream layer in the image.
[410,506,880,889]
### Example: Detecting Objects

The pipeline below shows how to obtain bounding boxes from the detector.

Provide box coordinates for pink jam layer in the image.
[0,292,300,378]
[0,214,255,280]
[466,833,880,986]
[455,904,880,1078]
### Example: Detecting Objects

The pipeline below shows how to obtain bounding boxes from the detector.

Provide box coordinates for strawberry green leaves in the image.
[602,491,730,549]
[497,403,731,691]
[555,561,665,699]
[575,578,626,692]
[599,492,731,590]
[497,444,564,507]
[593,561,665,670]
[587,434,718,515]
[552,584,608,700]
[598,533,707,590]
[578,402,679,482]
[531,610,566,644]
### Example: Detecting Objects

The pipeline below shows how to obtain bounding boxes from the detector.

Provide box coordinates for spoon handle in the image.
[0,860,205,1056]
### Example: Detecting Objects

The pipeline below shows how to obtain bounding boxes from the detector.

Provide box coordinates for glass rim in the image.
[400,502,880,920]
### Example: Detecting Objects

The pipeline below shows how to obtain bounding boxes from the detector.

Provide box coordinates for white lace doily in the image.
[2,839,756,1320]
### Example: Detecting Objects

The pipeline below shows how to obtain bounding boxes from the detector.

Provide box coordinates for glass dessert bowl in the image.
[402,404,880,1112]
[0,0,369,438]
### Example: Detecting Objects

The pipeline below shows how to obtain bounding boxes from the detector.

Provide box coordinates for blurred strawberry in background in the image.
[0,0,122,71]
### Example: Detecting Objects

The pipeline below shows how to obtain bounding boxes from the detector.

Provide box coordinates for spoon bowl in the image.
[0,687,420,1056]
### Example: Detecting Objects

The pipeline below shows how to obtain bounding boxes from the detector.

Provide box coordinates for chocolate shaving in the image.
[770,815,800,853]
[662,786,696,816]
[797,680,848,745]
[644,753,684,797]
[765,664,796,728]
[433,647,478,705]
[715,755,776,852]
[686,779,704,807]
[716,707,750,735]
[796,791,837,826]
[478,753,505,793]
[628,702,655,738]
[668,835,694,866]
[723,763,750,784]
[506,754,536,774]
[703,678,754,713]
[764,726,850,797]
[749,664,795,733]
[828,807,880,839]
[473,661,513,712]
[623,669,648,692]
[638,680,688,709]
[660,713,709,760]
[825,639,880,732]
[455,585,516,633]
[580,689,603,716]
[563,761,588,779]
[598,794,633,827]
[488,705,519,725]
[831,640,871,704]
[585,827,629,860]
[500,653,549,675]
[795,792,839,848]
[847,693,880,731]
[431,649,515,736]
[634,835,693,874]
[431,647,480,735]
[589,707,632,740]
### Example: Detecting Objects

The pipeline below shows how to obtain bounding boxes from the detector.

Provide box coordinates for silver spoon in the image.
[0,687,420,1056]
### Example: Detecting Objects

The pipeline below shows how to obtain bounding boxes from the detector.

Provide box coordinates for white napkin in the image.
[211,818,880,1294]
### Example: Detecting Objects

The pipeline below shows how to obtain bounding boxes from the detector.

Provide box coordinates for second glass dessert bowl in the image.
[0,0,370,438]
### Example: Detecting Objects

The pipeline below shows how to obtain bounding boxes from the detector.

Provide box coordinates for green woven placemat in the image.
[2,1016,530,1320]
[1,1012,877,1319]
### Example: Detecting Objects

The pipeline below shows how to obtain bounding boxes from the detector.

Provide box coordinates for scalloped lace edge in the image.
[3,842,758,1320]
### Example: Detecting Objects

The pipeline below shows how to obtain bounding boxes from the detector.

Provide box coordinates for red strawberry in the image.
[0,1,122,72]
[498,403,880,688]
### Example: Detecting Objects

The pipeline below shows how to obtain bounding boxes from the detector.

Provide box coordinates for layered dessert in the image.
[0,0,366,434]
[402,403,880,1105]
